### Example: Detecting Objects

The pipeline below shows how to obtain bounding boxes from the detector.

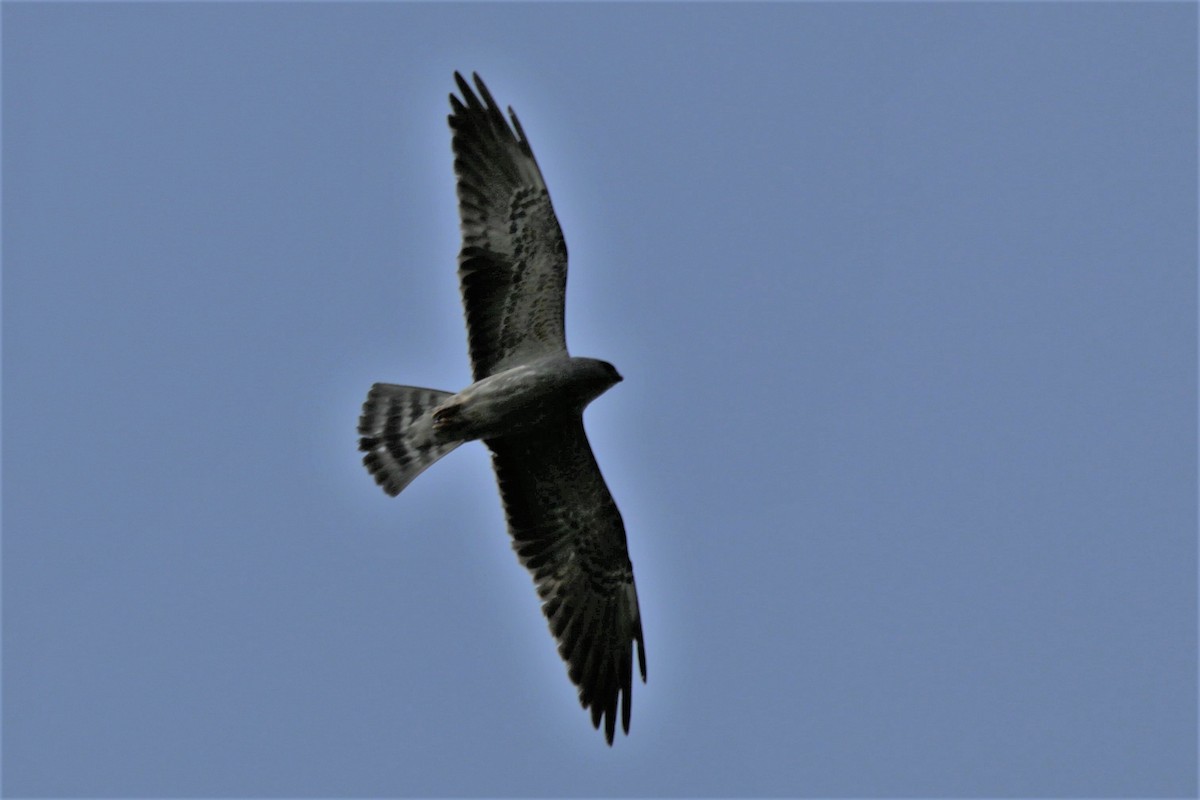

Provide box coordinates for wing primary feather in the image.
[455,71,481,110]
[621,652,633,733]
[637,630,647,681]
[507,107,527,144]
[604,690,617,745]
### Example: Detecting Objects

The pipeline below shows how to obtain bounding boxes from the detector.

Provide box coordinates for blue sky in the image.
[3,3,1196,797]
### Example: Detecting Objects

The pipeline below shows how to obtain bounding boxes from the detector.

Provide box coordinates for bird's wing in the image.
[486,419,647,744]
[449,72,569,381]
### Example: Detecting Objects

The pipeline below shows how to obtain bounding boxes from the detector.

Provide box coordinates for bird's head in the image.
[599,360,623,385]
[569,357,623,409]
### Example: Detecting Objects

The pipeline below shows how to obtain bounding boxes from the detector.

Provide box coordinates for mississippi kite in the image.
[358,72,647,745]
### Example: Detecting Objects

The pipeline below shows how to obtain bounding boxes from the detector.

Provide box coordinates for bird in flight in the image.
[358,72,646,745]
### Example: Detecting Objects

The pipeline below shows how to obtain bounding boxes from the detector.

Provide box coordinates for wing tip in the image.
[636,628,648,682]
[453,70,471,98]
[575,626,645,745]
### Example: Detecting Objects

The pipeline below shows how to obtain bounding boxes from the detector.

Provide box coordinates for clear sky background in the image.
[2,3,1196,797]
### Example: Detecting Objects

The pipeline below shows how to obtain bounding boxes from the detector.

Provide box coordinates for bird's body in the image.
[434,355,622,441]
[358,73,646,744]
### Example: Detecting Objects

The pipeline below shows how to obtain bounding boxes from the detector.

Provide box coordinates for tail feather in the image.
[358,384,462,496]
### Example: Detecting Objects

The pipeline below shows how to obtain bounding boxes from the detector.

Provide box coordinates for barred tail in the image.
[358,383,462,496]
